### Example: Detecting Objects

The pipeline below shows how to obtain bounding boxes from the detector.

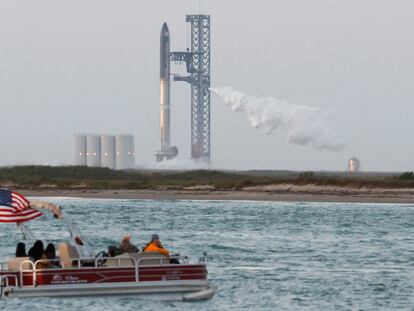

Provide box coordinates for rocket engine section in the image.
[155,23,178,162]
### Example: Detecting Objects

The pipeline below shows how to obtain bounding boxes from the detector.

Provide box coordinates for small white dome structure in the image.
[348,157,361,172]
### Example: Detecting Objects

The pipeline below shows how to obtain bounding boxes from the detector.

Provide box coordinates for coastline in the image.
[4,166,414,204]
[19,186,414,204]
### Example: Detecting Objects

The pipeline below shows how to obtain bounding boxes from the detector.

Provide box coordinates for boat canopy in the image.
[29,200,63,219]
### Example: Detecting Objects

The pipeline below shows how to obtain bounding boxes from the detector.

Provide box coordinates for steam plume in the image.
[140,158,210,170]
[210,87,345,152]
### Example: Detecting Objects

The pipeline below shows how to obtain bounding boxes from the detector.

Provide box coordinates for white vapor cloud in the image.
[137,158,211,170]
[211,87,345,152]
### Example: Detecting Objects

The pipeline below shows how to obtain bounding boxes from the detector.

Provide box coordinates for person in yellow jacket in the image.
[143,234,170,257]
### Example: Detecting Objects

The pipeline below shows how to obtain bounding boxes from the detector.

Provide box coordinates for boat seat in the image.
[104,253,135,267]
[104,252,168,266]
[135,252,169,266]
[7,257,33,271]
[59,243,80,268]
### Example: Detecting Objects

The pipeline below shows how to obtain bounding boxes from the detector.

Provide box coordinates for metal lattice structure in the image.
[171,15,211,161]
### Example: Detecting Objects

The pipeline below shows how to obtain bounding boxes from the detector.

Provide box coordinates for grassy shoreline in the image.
[1,166,413,203]
[0,165,413,191]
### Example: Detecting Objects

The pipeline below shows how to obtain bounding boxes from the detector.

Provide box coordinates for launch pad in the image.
[155,15,211,163]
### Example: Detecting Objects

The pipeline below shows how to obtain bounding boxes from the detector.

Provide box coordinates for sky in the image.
[0,0,413,171]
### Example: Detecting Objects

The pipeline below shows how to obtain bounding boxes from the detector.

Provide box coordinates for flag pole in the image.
[16,222,36,240]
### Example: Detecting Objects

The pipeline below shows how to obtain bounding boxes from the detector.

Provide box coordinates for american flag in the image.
[0,189,43,223]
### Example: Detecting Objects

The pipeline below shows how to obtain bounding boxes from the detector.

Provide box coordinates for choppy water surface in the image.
[1,199,413,310]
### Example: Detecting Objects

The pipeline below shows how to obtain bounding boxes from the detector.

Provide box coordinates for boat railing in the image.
[34,258,68,269]
[135,255,190,281]
[0,274,18,288]
[1,274,18,297]
[13,254,196,287]
[0,262,7,271]
[135,254,188,266]
[19,260,35,287]
[31,254,188,269]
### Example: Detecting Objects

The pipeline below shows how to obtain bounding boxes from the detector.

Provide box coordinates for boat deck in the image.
[0,254,214,299]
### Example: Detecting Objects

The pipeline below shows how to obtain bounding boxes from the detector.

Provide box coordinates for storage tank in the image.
[116,134,135,170]
[348,157,361,172]
[72,134,87,166]
[86,135,102,167]
[101,135,116,169]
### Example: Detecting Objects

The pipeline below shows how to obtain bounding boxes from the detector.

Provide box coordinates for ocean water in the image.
[1,198,413,310]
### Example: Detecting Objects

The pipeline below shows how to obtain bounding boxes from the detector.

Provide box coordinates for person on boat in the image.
[33,243,58,269]
[43,243,59,267]
[119,235,139,254]
[15,242,27,257]
[143,234,169,257]
[44,243,56,260]
[28,240,44,262]
[108,245,121,257]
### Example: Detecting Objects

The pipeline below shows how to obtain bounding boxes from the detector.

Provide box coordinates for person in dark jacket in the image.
[28,240,44,262]
[44,243,58,266]
[119,235,139,254]
[44,243,56,260]
[15,242,27,257]
[39,243,58,268]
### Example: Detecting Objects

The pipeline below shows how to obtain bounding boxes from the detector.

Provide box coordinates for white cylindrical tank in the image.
[101,135,116,169]
[73,134,87,166]
[86,135,102,167]
[348,157,361,172]
[116,134,136,170]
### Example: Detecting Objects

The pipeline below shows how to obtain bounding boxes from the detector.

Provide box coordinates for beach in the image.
[20,184,414,204]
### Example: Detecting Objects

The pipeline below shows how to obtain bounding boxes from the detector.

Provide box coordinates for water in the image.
[1,198,413,310]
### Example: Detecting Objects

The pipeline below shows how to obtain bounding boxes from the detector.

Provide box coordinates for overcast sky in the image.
[0,1,413,171]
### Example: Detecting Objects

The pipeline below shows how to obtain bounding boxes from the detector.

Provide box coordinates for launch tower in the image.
[171,15,211,161]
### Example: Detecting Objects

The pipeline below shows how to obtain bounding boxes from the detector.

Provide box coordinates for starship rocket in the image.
[155,23,178,162]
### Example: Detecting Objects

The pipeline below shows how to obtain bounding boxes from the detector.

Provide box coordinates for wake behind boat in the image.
[0,190,216,301]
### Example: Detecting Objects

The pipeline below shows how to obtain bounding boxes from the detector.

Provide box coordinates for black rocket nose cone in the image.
[161,22,169,35]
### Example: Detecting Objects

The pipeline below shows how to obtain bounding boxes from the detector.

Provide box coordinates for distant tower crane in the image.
[170,15,211,162]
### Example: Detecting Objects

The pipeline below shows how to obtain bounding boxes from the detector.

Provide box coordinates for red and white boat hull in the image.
[3,279,216,301]
[0,263,216,301]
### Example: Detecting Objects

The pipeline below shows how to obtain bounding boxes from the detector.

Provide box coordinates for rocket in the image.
[160,23,170,152]
[155,23,178,162]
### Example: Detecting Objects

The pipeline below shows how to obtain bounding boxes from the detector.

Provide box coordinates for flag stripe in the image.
[0,209,42,218]
[13,192,29,204]
[13,193,29,206]
[0,190,43,223]
[0,205,18,213]
[12,195,25,207]
[0,210,42,217]
[0,211,42,222]
[11,193,29,211]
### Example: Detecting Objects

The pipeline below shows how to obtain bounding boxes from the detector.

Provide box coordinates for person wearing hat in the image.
[143,234,169,257]
[119,235,139,254]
